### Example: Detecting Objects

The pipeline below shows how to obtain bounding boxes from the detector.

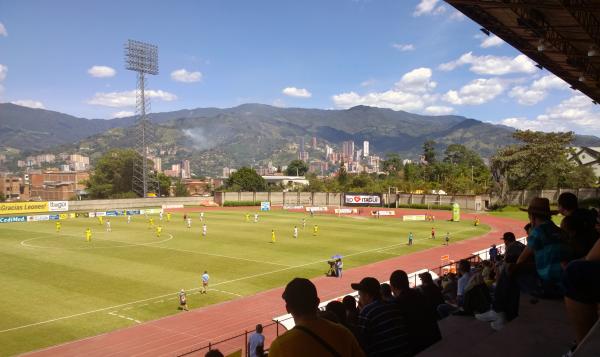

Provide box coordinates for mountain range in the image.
[2,102,599,176]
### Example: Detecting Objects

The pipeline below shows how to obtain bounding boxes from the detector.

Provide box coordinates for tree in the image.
[157,173,172,197]
[423,140,437,164]
[285,160,309,176]
[226,167,266,191]
[337,160,348,186]
[381,153,403,175]
[174,179,190,197]
[491,130,579,200]
[85,149,142,198]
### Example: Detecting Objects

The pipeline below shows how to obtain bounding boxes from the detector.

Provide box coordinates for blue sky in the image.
[1,0,599,135]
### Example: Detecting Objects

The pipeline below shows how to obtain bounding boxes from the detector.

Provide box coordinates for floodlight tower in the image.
[125,39,159,197]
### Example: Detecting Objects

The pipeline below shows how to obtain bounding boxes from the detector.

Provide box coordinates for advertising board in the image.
[402,215,427,221]
[27,215,50,222]
[260,201,271,211]
[343,193,382,207]
[334,208,357,214]
[48,201,69,212]
[306,206,328,212]
[372,210,395,216]
[0,215,27,223]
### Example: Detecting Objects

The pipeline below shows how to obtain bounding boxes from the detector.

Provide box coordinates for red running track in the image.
[23,210,526,357]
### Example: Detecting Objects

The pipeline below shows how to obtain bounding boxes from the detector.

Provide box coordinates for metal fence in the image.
[176,315,294,356]
[176,238,527,356]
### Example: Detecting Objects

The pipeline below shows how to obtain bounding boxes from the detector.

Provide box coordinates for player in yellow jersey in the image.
[149,217,155,229]
[313,224,319,236]
[156,225,162,238]
[98,216,103,225]
[167,212,171,222]
[271,229,276,243]
[55,221,61,233]
[85,227,92,242]
[245,213,250,222]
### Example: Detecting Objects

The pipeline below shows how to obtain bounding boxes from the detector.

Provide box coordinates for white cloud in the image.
[88,66,116,78]
[425,105,454,115]
[481,35,504,48]
[395,67,437,93]
[508,74,569,105]
[11,100,45,109]
[443,78,506,105]
[449,10,465,21]
[112,111,134,118]
[87,90,177,108]
[0,22,7,37]
[282,87,312,98]
[170,69,203,83]
[439,52,536,75]
[413,0,441,16]
[392,43,415,51]
[332,67,441,112]
[360,79,377,87]
[501,95,600,134]
[0,64,6,81]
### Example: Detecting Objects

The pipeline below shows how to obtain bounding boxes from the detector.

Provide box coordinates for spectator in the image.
[205,350,224,357]
[440,273,457,303]
[269,278,364,357]
[456,260,472,307]
[380,283,394,302]
[501,232,525,263]
[390,270,441,355]
[563,219,600,348]
[326,300,348,326]
[558,192,598,258]
[352,277,411,357]
[343,295,360,331]
[489,244,498,262]
[247,324,265,357]
[516,197,569,297]
[417,272,445,319]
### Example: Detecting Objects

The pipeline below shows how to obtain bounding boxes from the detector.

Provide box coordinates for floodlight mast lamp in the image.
[125,39,160,198]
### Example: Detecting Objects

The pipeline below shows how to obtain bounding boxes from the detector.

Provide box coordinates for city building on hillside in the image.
[181,179,213,196]
[181,160,191,179]
[311,136,317,149]
[29,171,89,201]
[568,146,600,176]
[325,145,333,156]
[0,174,30,201]
[363,140,370,157]
[298,151,309,161]
[262,175,309,189]
[342,141,354,162]
[222,167,237,178]
[308,161,328,175]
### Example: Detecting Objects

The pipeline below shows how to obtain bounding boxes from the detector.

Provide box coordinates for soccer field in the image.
[0,209,489,356]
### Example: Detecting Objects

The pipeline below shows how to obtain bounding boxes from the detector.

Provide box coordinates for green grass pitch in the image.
[0,209,489,356]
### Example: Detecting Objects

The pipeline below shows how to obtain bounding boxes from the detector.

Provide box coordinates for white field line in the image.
[108,311,141,324]
[210,289,243,298]
[0,235,473,334]
[20,233,174,250]
[20,231,290,267]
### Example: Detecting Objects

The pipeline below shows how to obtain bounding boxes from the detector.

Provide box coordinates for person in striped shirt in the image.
[351,277,411,357]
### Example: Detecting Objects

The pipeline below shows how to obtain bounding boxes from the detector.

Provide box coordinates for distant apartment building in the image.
[368,155,380,171]
[325,145,333,156]
[181,160,191,179]
[181,178,213,196]
[163,163,181,178]
[152,156,162,173]
[0,174,29,200]
[311,136,317,150]
[222,167,237,178]
[298,151,309,161]
[29,171,89,201]
[363,141,370,157]
[309,161,328,175]
[342,141,355,162]
[568,146,600,176]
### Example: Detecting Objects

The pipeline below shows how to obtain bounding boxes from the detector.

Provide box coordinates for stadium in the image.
[1,1,600,357]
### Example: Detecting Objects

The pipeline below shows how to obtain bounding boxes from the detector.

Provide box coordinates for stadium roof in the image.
[445,0,600,103]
